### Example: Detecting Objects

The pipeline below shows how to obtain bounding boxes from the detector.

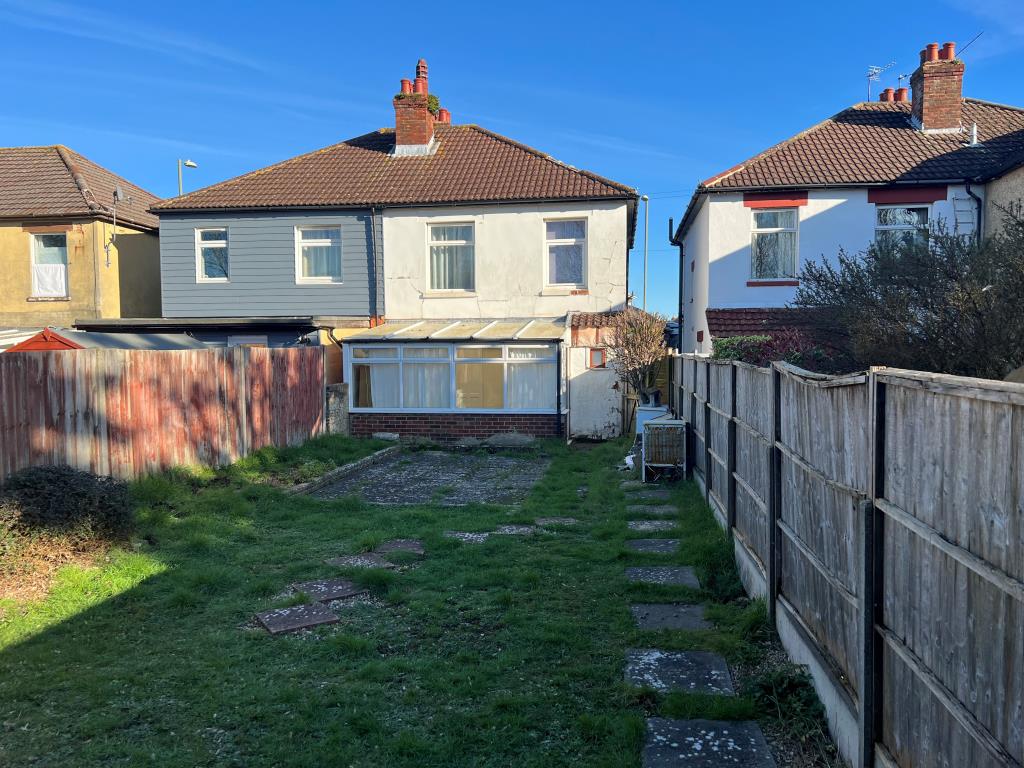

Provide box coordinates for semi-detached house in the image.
[149,59,639,441]
[673,40,1024,353]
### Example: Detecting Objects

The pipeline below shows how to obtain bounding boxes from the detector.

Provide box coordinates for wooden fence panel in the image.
[0,347,324,481]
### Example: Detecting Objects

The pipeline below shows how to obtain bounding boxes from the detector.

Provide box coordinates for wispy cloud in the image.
[552,129,689,161]
[0,0,270,72]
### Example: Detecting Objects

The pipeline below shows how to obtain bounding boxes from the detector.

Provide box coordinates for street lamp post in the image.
[177,159,198,196]
[641,194,650,310]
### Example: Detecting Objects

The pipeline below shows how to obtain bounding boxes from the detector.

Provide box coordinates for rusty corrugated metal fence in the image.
[0,347,324,480]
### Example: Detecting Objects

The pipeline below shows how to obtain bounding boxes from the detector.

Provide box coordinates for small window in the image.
[31,233,68,297]
[196,228,229,282]
[545,219,586,286]
[429,224,474,291]
[455,346,502,359]
[875,206,929,249]
[751,210,797,279]
[296,227,342,282]
[352,347,398,359]
[588,348,607,369]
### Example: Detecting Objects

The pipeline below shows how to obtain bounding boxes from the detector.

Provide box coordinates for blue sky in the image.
[2,0,1022,314]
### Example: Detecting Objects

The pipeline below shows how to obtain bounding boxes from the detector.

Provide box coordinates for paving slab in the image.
[444,531,490,543]
[374,539,425,556]
[643,718,776,767]
[631,603,712,631]
[632,489,672,502]
[625,649,734,694]
[255,603,340,635]
[627,539,681,555]
[493,524,538,535]
[626,566,700,589]
[536,516,579,526]
[312,450,550,505]
[324,553,396,569]
[628,505,678,518]
[291,578,368,602]
[620,480,645,490]
[628,520,677,532]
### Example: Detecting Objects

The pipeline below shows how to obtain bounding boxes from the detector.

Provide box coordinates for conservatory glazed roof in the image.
[345,318,566,342]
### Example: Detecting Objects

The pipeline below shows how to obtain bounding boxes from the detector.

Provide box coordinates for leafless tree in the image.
[608,307,669,404]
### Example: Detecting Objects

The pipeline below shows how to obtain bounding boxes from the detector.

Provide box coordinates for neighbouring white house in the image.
[150,59,638,440]
[672,40,1024,353]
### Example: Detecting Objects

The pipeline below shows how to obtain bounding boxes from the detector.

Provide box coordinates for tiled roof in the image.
[703,99,1024,190]
[0,146,160,230]
[705,308,820,338]
[569,310,624,329]
[153,124,637,212]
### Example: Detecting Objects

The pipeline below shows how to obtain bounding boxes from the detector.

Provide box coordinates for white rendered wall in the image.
[567,346,621,439]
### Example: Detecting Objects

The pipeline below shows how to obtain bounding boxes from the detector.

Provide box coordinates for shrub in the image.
[0,465,132,539]
[711,330,845,373]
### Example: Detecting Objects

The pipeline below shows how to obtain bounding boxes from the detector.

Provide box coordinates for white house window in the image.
[751,210,797,279]
[875,206,929,249]
[31,233,68,297]
[429,224,474,291]
[350,344,557,412]
[196,228,229,281]
[296,227,342,283]
[545,219,586,286]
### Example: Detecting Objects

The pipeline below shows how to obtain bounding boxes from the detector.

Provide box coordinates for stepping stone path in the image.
[374,539,425,556]
[628,520,677,532]
[626,649,734,694]
[325,553,395,569]
[626,566,700,589]
[644,718,776,767]
[291,578,368,602]
[444,530,490,543]
[620,480,645,490]
[631,603,711,631]
[494,524,538,535]
[536,516,578,526]
[255,603,340,635]
[627,539,680,555]
[633,489,672,502]
[628,505,678,518]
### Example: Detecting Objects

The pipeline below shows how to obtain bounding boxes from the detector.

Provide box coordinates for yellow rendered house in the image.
[0,145,161,327]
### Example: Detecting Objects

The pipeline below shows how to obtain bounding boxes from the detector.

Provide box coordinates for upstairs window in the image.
[196,228,229,282]
[429,223,475,291]
[750,209,797,280]
[875,206,929,249]
[545,219,586,286]
[31,233,68,297]
[296,226,342,283]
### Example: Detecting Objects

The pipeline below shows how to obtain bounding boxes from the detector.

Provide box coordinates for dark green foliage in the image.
[427,94,440,115]
[750,663,835,759]
[0,465,132,538]
[711,331,845,373]
[794,209,1024,378]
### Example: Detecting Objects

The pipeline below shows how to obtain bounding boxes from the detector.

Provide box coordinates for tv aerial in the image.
[866,61,895,100]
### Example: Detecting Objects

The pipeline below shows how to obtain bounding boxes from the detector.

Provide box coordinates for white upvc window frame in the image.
[426,221,476,295]
[543,217,588,289]
[294,225,344,285]
[347,342,559,414]
[874,204,930,247]
[195,227,230,283]
[30,231,69,298]
[749,208,798,281]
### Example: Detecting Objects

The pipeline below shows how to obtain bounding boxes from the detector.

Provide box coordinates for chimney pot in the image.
[413,76,427,94]
[437,108,451,124]
[941,42,956,60]
[926,42,940,61]
[880,87,895,102]
[895,87,909,102]
[400,79,412,94]
[393,58,436,152]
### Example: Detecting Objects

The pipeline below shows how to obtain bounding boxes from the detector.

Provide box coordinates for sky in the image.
[2,0,1022,315]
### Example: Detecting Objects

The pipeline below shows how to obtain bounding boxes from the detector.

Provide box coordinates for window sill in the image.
[296,279,344,286]
[27,296,70,302]
[423,291,477,299]
[747,279,799,287]
[540,287,588,297]
[197,279,230,284]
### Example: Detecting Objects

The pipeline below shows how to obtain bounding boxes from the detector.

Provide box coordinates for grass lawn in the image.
[0,437,791,767]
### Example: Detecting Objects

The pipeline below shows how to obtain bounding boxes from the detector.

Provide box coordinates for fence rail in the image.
[0,347,324,480]
[673,353,1024,768]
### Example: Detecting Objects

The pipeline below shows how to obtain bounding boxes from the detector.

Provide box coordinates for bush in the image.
[712,330,845,373]
[0,465,133,539]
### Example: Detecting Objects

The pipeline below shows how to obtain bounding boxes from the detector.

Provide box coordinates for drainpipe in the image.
[964,180,983,242]
[556,342,566,441]
[669,217,684,353]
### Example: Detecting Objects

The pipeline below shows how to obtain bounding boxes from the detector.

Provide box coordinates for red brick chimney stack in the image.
[393,58,437,154]
[911,40,964,133]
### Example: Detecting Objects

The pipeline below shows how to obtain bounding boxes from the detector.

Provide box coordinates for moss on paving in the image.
[0,437,773,767]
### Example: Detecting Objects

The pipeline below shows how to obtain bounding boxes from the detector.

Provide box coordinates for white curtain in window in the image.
[751,231,796,278]
[507,362,556,409]
[402,363,450,408]
[430,245,474,290]
[32,264,67,297]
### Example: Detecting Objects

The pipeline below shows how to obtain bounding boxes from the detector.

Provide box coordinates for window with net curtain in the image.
[750,210,797,279]
[429,224,474,291]
[546,219,586,286]
[297,227,342,282]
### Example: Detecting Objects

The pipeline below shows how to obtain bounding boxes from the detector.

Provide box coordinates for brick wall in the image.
[350,412,565,440]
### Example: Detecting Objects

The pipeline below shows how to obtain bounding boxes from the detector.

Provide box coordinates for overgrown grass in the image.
[0,435,826,766]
